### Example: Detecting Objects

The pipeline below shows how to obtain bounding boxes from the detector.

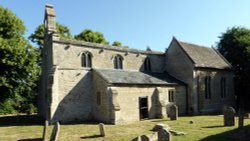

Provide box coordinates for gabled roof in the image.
[94,69,184,86]
[173,37,231,69]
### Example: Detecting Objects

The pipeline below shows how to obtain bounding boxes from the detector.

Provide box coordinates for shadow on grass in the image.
[62,120,101,125]
[150,119,170,122]
[17,138,42,141]
[200,125,250,141]
[0,114,43,127]
[80,135,103,139]
[202,125,225,128]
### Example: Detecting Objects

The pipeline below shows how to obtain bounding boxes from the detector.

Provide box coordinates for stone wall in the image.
[166,39,195,113]
[195,69,235,114]
[174,85,187,115]
[51,69,93,122]
[52,40,165,72]
[113,86,159,123]
[92,71,112,123]
[108,86,186,124]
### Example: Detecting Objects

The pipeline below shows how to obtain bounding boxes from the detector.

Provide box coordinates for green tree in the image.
[29,23,72,48]
[112,41,122,46]
[0,6,40,114]
[217,26,250,110]
[74,29,109,45]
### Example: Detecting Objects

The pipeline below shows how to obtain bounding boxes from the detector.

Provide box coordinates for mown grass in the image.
[0,114,249,141]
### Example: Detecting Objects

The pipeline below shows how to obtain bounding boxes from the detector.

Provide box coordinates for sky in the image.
[1,0,250,51]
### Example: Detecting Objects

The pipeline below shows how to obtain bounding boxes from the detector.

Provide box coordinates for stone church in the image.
[38,5,235,124]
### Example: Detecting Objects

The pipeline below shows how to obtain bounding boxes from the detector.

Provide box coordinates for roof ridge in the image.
[178,40,211,49]
[55,37,164,55]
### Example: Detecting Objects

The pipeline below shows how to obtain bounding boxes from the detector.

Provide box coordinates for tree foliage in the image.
[29,23,72,48]
[74,29,109,45]
[112,41,122,46]
[0,6,40,114]
[217,26,250,110]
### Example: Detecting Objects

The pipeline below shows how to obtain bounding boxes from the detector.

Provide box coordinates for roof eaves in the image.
[112,83,178,86]
[211,47,232,69]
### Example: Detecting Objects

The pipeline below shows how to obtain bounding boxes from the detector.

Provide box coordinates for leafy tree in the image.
[29,23,72,48]
[217,26,250,110]
[112,41,122,46]
[0,6,40,114]
[74,29,109,45]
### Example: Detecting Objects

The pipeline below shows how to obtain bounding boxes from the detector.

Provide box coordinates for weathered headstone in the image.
[152,123,170,132]
[42,120,48,141]
[168,105,178,120]
[141,135,151,141]
[99,123,105,137]
[50,122,60,141]
[223,106,235,126]
[158,128,171,141]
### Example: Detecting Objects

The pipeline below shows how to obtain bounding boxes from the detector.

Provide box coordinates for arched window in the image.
[114,55,123,69]
[144,57,151,71]
[81,52,92,68]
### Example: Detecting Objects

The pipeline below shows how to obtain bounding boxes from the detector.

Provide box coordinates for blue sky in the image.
[1,0,250,51]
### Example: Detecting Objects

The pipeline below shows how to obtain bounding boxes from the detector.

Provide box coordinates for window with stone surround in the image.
[205,76,211,99]
[168,89,175,102]
[81,52,92,68]
[144,57,151,71]
[114,55,123,69]
[221,77,226,98]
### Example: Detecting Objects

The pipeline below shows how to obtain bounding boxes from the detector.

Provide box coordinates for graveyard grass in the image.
[0,114,250,141]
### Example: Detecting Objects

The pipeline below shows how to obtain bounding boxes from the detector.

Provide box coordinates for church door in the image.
[139,97,149,120]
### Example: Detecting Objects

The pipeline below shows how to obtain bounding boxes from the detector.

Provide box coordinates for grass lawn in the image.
[0,114,249,141]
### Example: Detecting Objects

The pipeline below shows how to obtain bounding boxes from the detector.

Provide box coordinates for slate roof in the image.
[175,38,231,69]
[94,69,184,85]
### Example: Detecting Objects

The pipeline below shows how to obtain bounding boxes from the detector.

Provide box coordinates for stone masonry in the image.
[38,4,235,124]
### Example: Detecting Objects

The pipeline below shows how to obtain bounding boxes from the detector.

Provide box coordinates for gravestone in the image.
[152,123,170,132]
[223,106,235,126]
[141,135,151,141]
[99,123,105,137]
[42,120,48,141]
[158,128,171,141]
[168,105,178,120]
[50,122,60,141]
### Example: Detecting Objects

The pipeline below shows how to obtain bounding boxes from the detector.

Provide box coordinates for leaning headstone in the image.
[152,123,170,132]
[158,128,171,141]
[42,120,48,141]
[168,105,178,120]
[50,122,60,141]
[223,106,235,126]
[99,123,105,137]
